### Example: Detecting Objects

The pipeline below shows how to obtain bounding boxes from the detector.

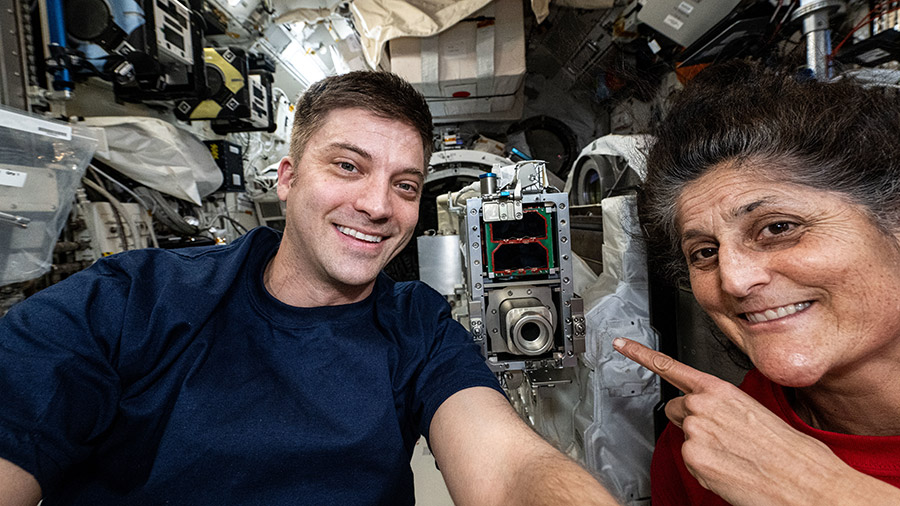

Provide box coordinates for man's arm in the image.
[0,457,40,506]
[429,386,620,506]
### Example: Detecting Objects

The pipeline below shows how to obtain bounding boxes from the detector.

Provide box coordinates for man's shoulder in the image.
[102,226,279,271]
[375,274,446,310]
[43,226,282,309]
[370,275,464,347]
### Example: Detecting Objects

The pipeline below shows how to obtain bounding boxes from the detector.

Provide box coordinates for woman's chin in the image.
[751,352,828,388]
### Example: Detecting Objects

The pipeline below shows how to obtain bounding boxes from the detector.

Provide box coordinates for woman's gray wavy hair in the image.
[639,60,900,288]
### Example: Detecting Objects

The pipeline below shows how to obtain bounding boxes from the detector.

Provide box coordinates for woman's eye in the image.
[339,162,357,172]
[689,247,718,264]
[762,222,794,236]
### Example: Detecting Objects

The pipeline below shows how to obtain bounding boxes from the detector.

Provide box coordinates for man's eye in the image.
[397,182,417,193]
[339,162,357,172]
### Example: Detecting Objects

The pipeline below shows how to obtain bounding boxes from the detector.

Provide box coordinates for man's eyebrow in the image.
[329,141,425,181]
[401,167,426,181]
[329,142,373,161]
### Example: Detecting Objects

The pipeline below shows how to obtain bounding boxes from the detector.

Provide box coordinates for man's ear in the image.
[275,156,295,202]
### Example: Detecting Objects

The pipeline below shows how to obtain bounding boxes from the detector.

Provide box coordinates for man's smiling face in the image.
[275,108,424,301]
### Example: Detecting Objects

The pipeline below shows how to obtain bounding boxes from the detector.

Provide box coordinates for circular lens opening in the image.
[521,321,542,342]
[512,314,553,355]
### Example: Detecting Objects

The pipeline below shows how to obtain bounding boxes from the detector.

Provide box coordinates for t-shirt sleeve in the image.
[0,260,125,493]
[404,285,503,441]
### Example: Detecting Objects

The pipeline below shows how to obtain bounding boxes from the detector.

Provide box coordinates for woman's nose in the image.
[717,245,771,297]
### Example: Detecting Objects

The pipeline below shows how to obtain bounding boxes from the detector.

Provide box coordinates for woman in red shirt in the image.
[617,60,900,505]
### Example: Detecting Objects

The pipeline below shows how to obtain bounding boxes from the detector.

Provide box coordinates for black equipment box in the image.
[204,140,244,192]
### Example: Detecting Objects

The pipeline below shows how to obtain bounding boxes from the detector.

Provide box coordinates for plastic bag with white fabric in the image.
[79,116,223,206]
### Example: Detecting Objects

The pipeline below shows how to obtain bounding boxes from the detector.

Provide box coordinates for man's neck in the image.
[263,249,374,308]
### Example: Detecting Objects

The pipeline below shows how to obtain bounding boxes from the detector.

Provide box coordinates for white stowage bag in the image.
[80,116,223,206]
[278,0,491,69]
[579,194,658,505]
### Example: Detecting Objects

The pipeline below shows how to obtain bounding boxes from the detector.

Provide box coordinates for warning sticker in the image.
[0,168,27,188]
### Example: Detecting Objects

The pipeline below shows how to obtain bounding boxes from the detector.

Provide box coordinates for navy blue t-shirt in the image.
[0,227,501,504]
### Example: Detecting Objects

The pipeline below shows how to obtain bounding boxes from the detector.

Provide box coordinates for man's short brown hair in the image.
[289,71,433,171]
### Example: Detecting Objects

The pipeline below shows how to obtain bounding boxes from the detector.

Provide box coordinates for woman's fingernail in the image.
[613,338,625,349]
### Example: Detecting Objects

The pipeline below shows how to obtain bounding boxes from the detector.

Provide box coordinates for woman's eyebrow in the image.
[678,198,777,243]
[733,198,773,218]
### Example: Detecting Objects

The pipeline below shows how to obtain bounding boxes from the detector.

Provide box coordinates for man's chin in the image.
[329,268,383,291]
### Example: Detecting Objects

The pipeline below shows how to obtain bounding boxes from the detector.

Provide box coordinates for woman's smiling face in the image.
[677,163,900,387]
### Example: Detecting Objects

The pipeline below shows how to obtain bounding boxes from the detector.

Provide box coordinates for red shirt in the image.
[651,368,900,505]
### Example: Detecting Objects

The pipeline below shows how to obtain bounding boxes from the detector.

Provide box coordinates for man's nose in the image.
[717,245,771,297]
[354,181,392,221]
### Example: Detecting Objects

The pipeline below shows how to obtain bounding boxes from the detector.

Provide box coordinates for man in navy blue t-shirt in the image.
[0,71,618,505]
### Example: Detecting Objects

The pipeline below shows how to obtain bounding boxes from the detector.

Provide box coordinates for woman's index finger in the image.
[613,337,714,394]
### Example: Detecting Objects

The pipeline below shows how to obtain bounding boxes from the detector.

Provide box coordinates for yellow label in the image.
[191,99,223,119]
[204,48,244,94]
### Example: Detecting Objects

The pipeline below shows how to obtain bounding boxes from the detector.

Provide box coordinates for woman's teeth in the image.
[337,226,383,243]
[745,302,811,323]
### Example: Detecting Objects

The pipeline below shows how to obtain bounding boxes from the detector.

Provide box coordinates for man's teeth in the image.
[337,226,383,243]
[746,302,811,323]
